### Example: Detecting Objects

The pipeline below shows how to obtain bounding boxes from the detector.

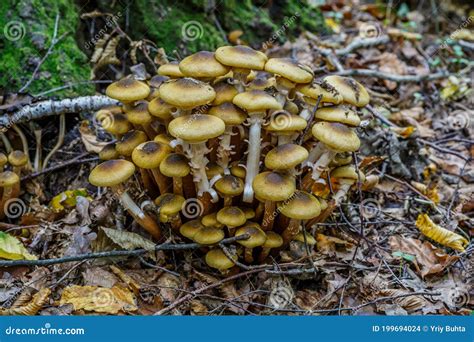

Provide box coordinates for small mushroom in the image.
[179,51,230,81]
[115,130,148,157]
[147,74,169,100]
[212,81,239,105]
[265,112,307,145]
[132,141,170,194]
[193,226,225,245]
[264,144,308,176]
[259,231,283,262]
[8,150,27,196]
[98,113,132,138]
[201,212,224,229]
[158,62,185,78]
[159,153,190,196]
[0,171,20,220]
[99,143,119,161]
[179,219,204,240]
[217,206,246,236]
[123,100,156,138]
[315,106,361,127]
[205,248,236,273]
[106,76,150,103]
[154,193,185,230]
[214,175,244,206]
[296,82,343,121]
[235,222,267,263]
[322,75,370,107]
[89,160,161,240]
[331,165,365,204]
[0,153,7,171]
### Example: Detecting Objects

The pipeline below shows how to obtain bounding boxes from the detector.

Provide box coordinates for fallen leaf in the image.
[0,232,37,261]
[101,227,155,251]
[415,214,468,252]
[0,288,51,316]
[79,120,108,153]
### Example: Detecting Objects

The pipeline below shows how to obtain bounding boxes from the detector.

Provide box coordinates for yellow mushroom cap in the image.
[201,212,222,228]
[215,45,268,70]
[215,175,244,197]
[264,58,314,84]
[154,134,174,148]
[101,113,132,135]
[265,144,308,170]
[148,98,174,120]
[315,106,361,127]
[115,130,148,156]
[89,159,135,187]
[179,51,230,78]
[312,122,360,152]
[208,102,247,126]
[159,153,190,178]
[235,222,267,248]
[265,113,307,132]
[193,226,225,245]
[297,82,343,104]
[329,153,353,167]
[168,114,225,143]
[212,81,239,105]
[253,171,295,202]
[0,171,20,187]
[293,231,316,245]
[123,101,152,125]
[106,77,150,102]
[99,143,119,161]
[159,78,216,109]
[217,206,246,227]
[157,62,184,78]
[278,190,321,220]
[205,248,236,270]
[322,75,370,107]
[331,165,365,182]
[263,231,283,248]
[155,193,185,219]
[206,162,224,179]
[230,163,246,179]
[242,207,255,220]
[131,141,168,169]
[8,151,27,167]
[232,90,282,112]
[180,219,204,240]
[0,153,7,168]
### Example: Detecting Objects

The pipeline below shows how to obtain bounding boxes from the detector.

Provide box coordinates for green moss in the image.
[0,0,92,96]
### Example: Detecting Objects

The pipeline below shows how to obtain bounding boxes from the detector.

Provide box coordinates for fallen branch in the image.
[0,95,119,131]
[335,36,390,55]
[334,68,452,82]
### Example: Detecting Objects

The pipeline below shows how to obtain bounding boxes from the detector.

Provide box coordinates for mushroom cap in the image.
[253,171,295,202]
[206,162,224,179]
[312,122,360,152]
[232,90,282,112]
[8,151,27,167]
[201,212,222,228]
[101,113,132,135]
[215,45,268,70]
[99,143,119,160]
[159,78,216,109]
[148,74,170,88]
[168,114,225,143]
[329,153,353,167]
[154,134,174,147]
[205,249,236,270]
[208,103,247,125]
[217,206,246,227]
[193,226,225,245]
[242,207,255,220]
[294,232,316,245]
[278,190,321,220]
[157,62,184,78]
[315,106,360,127]
[179,51,230,78]
[0,171,20,187]
[265,144,308,170]
[154,193,185,218]
[247,76,276,90]
[159,153,190,177]
[319,198,328,211]
[131,141,168,169]
[322,75,370,107]
[230,164,246,179]
[179,219,204,239]
[148,98,174,120]
[331,165,365,182]
[123,101,152,125]
[297,82,343,104]
[263,231,283,248]
[235,222,267,248]
[265,112,307,132]
[106,77,150,102]
[89,159,135,187]
[116,130,148,156]
[284,101,299,115]
[212,81,239,105]
[215,175,244,197]
[0,153,7,167]
[264,58,314,84]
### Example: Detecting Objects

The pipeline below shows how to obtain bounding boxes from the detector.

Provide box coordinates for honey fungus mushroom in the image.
[322,75,370,107]
[106,76,150,103]
[179,51,230,81]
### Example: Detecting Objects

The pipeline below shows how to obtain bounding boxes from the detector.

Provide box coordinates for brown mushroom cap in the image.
[235,222,267,248]
[205,249,236,270]
[247,75,276,90]
[89,159,135,187]
[215,175,244,197]
[99,143,119,161]
[0,171,20,187]
[148,98,174,121]
[297,82,343,104]
[322,75,370,107]
[179,51,230,78]
[315,106,361,127]
[157,62,184,78]
[0,153,7,168]
[331,165,365,182]
[232,90,282,112]
[312,122,360,152]
[263,231,283,248]
[208,103,247,126]
[180,219,204,240]
[265,144,308,170]
[159,78,216,109]
[8,151,27,167]
[294,231,316,245]
[106,77,150,102]
[148,74,170,89]
[154,193,185,219]
[264,58,314,84]
[116,130,148,156]
[123,101,153,125]
[131,141,168,169]
[230,164,246,179]
[253,171,295,202]
[217,206,246,227]
[212,81,239,105]
[193,226,225,245]
[265,113,307,133]
[159,153,190,178]
[168,114,225,143]
[101,113,132,135]
[201,212,222,228]
[278,190,321,220]
[242,207,255,220]
[215,45,268,70]
[206,162,224,179]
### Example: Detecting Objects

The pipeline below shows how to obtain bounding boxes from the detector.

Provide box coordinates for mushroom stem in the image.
[172,177,184,196]
[223,196,232,207]
[244,248,254,263]
[303,142,325,168]
[282,219,300,245]
[333,181,354,204]
[261,200,276,231]
[311,149,337,180]
[150,168,170,194]
[277,134,293,146]
[12,124,32,170]
[258,247,272,263]
[243,114,264,203]
[41,114,65,170]
[0,133,12,153]
[0,185,17,220]
[33,127,42,172]
[217,127,234,172]
[185,142,218,202]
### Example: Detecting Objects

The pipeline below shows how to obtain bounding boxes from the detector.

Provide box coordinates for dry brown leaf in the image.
[379,289,429,313]
[415,214,468,252]
[378,52,408,89]
[59,285,137,314]
[190,300,208,315]
[389,235,458,277]
[316,234,353,255]
[110,265,141,295]
[0,288,51,316]
[79,121,108,153]
[156,273,180,303]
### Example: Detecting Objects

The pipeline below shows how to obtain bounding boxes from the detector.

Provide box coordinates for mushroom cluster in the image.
[0,151,28,219]
[89,45,370,272]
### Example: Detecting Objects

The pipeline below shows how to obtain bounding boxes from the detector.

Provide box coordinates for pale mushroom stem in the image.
[243,114,264,203]
[333,181,354,204]
[261,200,276,231]
[299,106,312,121]
[278,134,293,146]
[187,142,219,202]
[172,177,184,196]
[282,219,301,245]
[231,71,247,92]
[217,127,234,173]
[311,149,337,180]
[304,142,325,168]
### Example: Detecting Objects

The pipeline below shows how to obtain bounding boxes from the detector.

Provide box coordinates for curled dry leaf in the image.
[415,214,468,252]
[379,289,429,313]
[0,288,51,316]
[101,227,156,252]
[79,121,108,153]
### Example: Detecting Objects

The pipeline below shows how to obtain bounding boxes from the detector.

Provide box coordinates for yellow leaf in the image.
[392,126,416,138]
[415,214,468,252]
[50,189,91,213]
[411,181,440,204]
[59,285,137,314]
[325,18,340,33]
[0,232,37,261]
[440,83,459,100]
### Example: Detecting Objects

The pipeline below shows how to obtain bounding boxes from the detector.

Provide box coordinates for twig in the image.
[334,68,452,82]
[334,36,390,55]
[33,80,113,98]
[0,235,249,268]
[22,155,98,181]
[420,139,469,161]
